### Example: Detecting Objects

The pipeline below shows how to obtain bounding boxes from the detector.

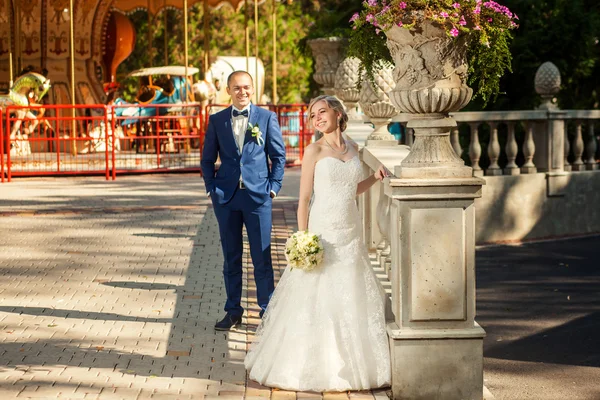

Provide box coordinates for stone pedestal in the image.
[385,176,485,400]
[396,116,472,179]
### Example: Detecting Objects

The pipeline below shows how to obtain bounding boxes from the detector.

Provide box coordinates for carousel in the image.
[0,0,304,181]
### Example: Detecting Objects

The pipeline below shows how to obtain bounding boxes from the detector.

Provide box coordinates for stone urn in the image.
[308,37,347,96]
[384,22,473,178]
[334,57,362,120]
[358,63,398,146]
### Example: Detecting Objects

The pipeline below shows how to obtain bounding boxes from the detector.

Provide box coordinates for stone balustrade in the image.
[392,110,600,177]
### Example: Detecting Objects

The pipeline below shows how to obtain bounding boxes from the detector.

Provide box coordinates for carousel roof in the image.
[127,65,200,77]
[112,0,271,14]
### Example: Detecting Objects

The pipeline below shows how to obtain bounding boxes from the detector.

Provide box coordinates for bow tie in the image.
[232,109,249,118]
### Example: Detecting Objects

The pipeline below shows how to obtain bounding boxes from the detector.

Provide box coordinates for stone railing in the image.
[393,110,600,178]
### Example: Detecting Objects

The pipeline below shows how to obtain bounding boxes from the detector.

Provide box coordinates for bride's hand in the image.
[374,165,388,181]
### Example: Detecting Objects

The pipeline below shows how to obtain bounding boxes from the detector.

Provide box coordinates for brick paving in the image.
[0,172,390,400]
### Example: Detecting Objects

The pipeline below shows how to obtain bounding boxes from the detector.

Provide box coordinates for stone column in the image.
[533,62,568,196]
[359,63,398,147]
[307,37,347,96]
[383,23,485,400]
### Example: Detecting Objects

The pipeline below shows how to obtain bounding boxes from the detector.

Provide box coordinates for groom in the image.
[201,71,286,331]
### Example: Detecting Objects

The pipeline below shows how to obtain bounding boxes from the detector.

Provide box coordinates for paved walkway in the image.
[0,171,598,399]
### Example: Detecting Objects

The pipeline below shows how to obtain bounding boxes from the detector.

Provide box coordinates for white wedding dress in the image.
[244,155,391,392]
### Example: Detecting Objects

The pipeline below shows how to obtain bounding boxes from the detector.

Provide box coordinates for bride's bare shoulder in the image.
[302,142,324,163]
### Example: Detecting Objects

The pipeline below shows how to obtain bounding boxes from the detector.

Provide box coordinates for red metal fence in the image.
[1,103,312,182]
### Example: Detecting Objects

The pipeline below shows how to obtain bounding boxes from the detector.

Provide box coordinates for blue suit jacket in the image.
[201,104,286,205]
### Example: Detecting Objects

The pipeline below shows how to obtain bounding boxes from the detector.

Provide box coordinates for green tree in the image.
[471,0,600,110]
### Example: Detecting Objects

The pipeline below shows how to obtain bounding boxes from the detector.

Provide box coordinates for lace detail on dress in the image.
[244,155,391,392]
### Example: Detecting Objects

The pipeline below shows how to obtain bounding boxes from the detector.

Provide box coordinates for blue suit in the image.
[201,104,286,316]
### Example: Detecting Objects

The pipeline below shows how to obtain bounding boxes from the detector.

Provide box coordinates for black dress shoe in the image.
[214,313,242,331]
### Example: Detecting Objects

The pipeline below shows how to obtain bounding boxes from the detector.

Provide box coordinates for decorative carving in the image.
[385,23,472,115]
[334,57,361,119]
[308,37,347,96]
[359,63,398,144]
[535,61,561,110]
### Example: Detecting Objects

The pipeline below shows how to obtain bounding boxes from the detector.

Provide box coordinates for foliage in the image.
[349,0,519,105]
[117,2,318,103]
[487,0,600,110]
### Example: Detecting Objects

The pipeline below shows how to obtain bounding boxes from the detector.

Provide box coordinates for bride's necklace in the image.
[324,135,348,155]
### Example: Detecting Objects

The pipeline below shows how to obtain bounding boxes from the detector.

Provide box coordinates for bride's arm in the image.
[357,165,386,195]
[297,144,319,231]
[346,139,387,195]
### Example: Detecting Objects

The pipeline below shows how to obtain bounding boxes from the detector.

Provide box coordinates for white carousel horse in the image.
[205,56,265,113]
[0,72,51,156]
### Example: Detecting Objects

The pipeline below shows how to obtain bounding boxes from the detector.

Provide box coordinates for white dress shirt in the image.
[231,106,250,151]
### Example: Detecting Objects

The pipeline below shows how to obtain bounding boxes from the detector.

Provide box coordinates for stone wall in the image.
[476,171,600,244]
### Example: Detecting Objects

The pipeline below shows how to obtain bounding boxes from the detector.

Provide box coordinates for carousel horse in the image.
[91,66,200,154]
[0,71,51,156]
[205,56,265,110]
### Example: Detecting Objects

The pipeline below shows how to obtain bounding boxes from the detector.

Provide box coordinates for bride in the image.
[244,95,391,392]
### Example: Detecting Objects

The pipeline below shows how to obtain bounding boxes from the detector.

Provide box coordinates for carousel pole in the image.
[7,0,14,86]
[245,1,249,72]
[203,1,209,75]
[184,0,189,101]
[69,0,77,155]
[14,0,20,73]
[271,0,277,104]
[147,0,153,67]
[164,9,168,65]
[254,0,259,104]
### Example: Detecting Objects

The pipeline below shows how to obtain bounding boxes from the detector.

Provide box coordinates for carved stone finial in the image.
[334,57,361,119]
[535,61,561,96]
[535,62,561,110]
[359,64,398,145]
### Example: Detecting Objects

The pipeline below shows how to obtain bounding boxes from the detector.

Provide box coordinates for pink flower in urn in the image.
[397,21,403,27]
[440,11,449,18]
[399,1,407,9]
[459,16,467,26]
[450,27,459,37]
[350,13,359,23]
[452,2,460,8]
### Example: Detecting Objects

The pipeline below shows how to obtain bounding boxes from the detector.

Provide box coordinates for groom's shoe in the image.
[214,313,242,331]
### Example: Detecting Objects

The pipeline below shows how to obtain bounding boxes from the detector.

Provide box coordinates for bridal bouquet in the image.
[285,231,324,271]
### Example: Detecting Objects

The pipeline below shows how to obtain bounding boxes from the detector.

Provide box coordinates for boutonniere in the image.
[247,123,264,146]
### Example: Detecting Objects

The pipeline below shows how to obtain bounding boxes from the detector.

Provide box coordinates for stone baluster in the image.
[486,122,502,176]
[564,129,572,171]
[521,123,537,174]
[451,127,462,158]
[406,127,414,147]
[468,123,483,177]
[585,122,598,170]
[571,122,585,171]
[504,122,520,175]
[376,190,392,278]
